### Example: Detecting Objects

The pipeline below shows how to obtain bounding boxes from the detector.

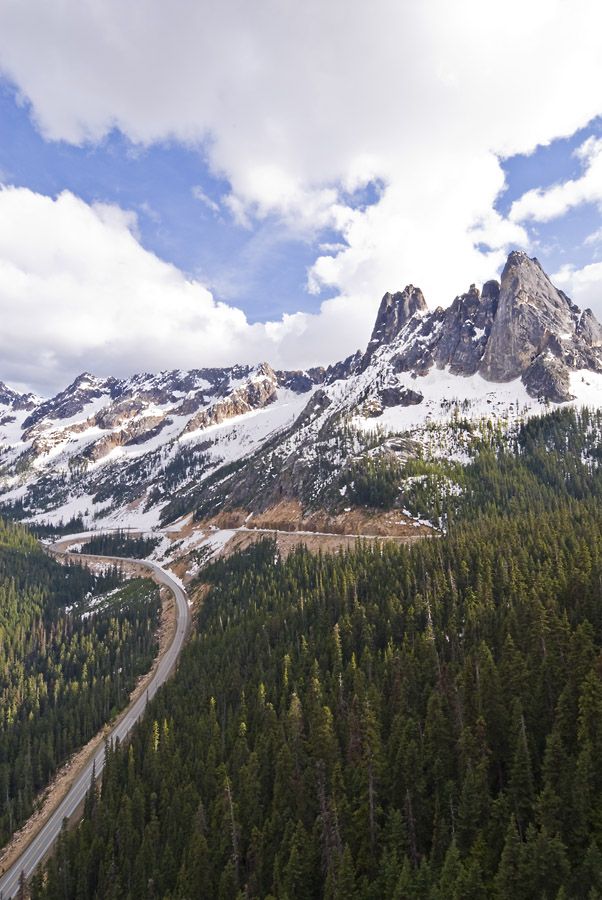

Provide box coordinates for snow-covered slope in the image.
[0,363,322,528]
[1,251,601,530]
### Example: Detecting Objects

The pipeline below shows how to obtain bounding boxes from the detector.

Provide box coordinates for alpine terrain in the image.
[1,250,601,544]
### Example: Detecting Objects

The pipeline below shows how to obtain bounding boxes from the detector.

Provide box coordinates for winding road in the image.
[0,556,190,899]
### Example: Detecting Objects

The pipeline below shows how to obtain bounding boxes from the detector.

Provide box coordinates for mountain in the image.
[1,251,602,532]
[365,251,602,401]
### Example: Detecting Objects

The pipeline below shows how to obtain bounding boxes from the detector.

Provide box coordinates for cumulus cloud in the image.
[2,0,602,390]
[553,260,602,321]
[0,186,372,394]
[510,137,602,224]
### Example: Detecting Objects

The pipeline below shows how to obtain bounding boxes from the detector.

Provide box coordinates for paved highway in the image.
[0,556,190,899]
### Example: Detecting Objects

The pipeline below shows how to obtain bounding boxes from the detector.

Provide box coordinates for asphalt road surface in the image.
[0,556,190,899]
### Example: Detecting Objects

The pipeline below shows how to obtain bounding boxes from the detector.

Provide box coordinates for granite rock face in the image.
[477,251,602,398]
[522,355,574,404]
[366,286,428,359]
[326,350,364,382]
[367,251,602,401]
[0,381,37,411]
[387,281,498,378]
[480,252,581,382]
[577,307,602,345]
[0,382,16,405]
[380,386,423,407]
[293,389,333,430]
[22,373,108,432]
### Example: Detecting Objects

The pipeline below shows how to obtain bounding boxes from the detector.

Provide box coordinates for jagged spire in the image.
[479,250,581,383]
[368,286,427,350]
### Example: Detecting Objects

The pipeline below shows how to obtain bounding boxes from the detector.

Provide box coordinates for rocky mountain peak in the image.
[0,381,20,407]
[368,285,427,351]
[479,251,582,387]
[481,279,500,304]
[254,361,277,381]
[449,282,481,316]
[0,381,37,412]
[359,250,602,402]
[22,372,110,432]
[3,250,602,531]
[576,307,602,346]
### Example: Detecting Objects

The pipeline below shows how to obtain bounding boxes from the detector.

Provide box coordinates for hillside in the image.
[0,518,161,848]
[29,405,602,900]
[4,254,602,898]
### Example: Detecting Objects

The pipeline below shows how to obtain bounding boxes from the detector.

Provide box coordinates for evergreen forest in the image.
[77,530,160,560]
[0,519,161,848]
[30,407,602,898]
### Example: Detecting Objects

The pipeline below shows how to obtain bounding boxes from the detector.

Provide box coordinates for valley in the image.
[26,409,602,899]
[2,251,602,898]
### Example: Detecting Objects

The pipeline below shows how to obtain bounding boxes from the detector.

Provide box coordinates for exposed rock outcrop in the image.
[22,373,108,432]
[380,386,423,407]
[275,368,325,392]
[325,351,363,383]
[577,307,602,345]
[522,355,574,403]
[480,252,580,381]
[3,249,602,530]
[292,389,333,430]
[0,382,37,411]
[84,414,168,461]
[364,251,602,401]
[179,363,278,437]
[362,287,427,370]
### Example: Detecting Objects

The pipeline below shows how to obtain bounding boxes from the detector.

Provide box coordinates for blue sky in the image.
[0,81,339,322]
[495,116,602,274]
[1,0,602,395]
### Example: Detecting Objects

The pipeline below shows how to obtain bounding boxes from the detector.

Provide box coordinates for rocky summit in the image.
[373,251,602,402]
[1,251,601,530]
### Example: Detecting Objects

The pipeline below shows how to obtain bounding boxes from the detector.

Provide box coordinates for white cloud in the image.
[585,226,602,246]
[574,135,602,163]
[510,137,602,224]
[191,187,220,214]
[2,0,602,389]
[552,261,602,320]
[0,186,371,394]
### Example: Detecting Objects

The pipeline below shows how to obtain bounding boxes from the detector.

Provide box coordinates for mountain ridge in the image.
[366,250,602,402]
[2,251,602,531]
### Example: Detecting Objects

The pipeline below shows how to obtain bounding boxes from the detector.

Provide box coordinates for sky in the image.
[2,1,602,396]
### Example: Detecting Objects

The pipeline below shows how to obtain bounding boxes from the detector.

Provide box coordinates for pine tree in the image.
[494,817,523,900]
[334,845,359,900]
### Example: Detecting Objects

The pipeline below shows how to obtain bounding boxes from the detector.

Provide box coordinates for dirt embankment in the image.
[201,499,433,538]
[163,500,434,574]
[221,528,426,559]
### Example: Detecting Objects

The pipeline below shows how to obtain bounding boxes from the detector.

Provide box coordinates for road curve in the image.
[0,555,190,899]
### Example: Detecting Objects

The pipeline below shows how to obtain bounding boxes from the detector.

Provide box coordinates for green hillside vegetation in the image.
[0,519,161,847]
[32,407,602,898]
[341,406,602,527]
